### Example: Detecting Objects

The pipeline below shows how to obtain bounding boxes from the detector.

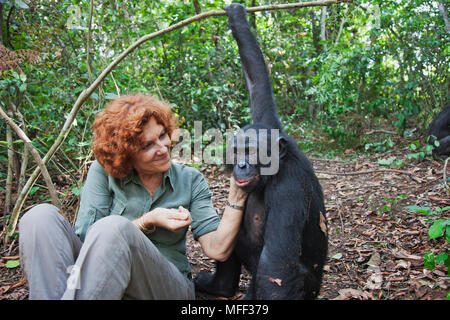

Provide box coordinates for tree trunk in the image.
[320,6,327,51]
[438,1,450,33]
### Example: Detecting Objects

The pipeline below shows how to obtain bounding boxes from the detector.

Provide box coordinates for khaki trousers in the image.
[19,203,195,300]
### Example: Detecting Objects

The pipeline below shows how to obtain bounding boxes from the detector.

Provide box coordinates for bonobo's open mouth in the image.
[235,179,252,188]
[235,175,259,188]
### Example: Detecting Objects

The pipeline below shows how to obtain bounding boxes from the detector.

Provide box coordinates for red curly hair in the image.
[92,94,177,178]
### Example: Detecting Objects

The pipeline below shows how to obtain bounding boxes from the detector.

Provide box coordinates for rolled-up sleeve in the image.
[74,161,113,241]
[189,172,221,241]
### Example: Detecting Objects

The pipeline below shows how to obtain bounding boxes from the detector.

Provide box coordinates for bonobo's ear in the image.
[277,136,288,159]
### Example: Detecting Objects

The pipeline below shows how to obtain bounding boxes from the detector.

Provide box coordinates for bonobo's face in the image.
[229,124,285,192]
[232,139,261,192]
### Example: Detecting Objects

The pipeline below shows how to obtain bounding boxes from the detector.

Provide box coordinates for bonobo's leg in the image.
[434,135,450,158]
[224,3,281,130]
[194,251,241,297]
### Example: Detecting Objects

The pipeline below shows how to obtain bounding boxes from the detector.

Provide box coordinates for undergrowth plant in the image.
[404,205,450,299]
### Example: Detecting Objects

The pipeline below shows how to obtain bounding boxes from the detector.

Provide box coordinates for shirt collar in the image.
[122,161,175,192]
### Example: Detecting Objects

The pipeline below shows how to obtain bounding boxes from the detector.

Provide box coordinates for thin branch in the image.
[0,106,61,208]
[444,157,449,191]
[4,0,351,241]
[86,0,95,83]
[335,4,348,45]
[316,168,422,183]
[5,114,13,215]
[438,1,450,34]
[320,6,327,51]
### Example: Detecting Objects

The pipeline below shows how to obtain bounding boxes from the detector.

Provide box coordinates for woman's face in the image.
[131,117,172,176]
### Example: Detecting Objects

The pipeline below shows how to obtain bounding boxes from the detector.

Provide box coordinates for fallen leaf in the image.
[367,252,381,267]
[395,260,410,270]
[365,272,383,290]
[335,288,372,300]
[268,277,282,286]
[331,253,343,260]
[320,212,327,234]
[392,249,422,261]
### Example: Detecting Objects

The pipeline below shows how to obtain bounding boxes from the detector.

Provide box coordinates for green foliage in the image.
[377,157,404,168]
[405,204,450,300]
[1,0,448,149]
[378,194,406,215]
[0,0,448,206]
[404,206,450,274]
[5,260,20,269]
[365,138,395,153]
[406,141,434,161]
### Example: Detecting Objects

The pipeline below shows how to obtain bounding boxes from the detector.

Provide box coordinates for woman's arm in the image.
[197,177,247,262]
[74,161,113,241]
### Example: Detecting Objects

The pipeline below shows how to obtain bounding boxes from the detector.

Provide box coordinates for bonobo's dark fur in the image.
[194,3,328,299]
[428,105,450,159]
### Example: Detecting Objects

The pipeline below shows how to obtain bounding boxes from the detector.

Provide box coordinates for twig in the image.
[5,109,14,215]
[310,156,347,163]
[317,168,412,176]
[86,0,94,83]
[0,106,61,210]
[365,129,396,135]
[444,157,449,192]
[428,196,450,205]
[110,70,121,96]
[4,0,351,241]
[316,168,422,183]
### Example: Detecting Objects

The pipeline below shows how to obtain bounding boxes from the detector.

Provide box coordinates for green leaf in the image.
[404,205,432,215]
[29,186,39,196]
[5,260,20,269]
[331,253,342,260]
[104,92,117,100]
[429,220,447,239]
[436,253,448,264]
[424,251,435,270]
[14,0,29,9]
[71,186,82,197]
[378,157,395,167]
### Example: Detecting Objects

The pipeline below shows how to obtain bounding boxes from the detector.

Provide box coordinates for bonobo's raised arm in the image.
[225,3,282,130]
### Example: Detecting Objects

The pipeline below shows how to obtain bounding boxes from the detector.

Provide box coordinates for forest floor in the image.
[0,148,449,300]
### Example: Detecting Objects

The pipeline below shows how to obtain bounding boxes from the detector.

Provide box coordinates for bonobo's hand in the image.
[228,175,248,207]
[224,3,247,28]
[142,207,192,232]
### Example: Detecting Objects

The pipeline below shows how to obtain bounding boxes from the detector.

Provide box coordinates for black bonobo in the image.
[427,105,450,159]
[194,3,328,300]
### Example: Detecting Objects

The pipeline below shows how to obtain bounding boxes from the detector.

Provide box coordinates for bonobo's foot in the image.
[194,272,236,297]
[224,3,247,27]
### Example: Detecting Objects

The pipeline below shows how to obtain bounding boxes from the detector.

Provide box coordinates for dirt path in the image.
[1,151,449,300]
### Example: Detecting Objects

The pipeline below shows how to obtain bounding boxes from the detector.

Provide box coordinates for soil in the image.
[1,149,449,300]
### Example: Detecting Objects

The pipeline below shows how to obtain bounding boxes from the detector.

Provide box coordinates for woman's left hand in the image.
[140,206,192,232]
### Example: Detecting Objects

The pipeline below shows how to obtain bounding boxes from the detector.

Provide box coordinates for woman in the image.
[19,94,247,299]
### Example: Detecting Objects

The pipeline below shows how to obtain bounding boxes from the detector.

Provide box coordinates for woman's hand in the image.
[139,206,192,232]
[228,176,248,206]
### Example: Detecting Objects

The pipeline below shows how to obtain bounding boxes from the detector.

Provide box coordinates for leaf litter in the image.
[0,150,449,300]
